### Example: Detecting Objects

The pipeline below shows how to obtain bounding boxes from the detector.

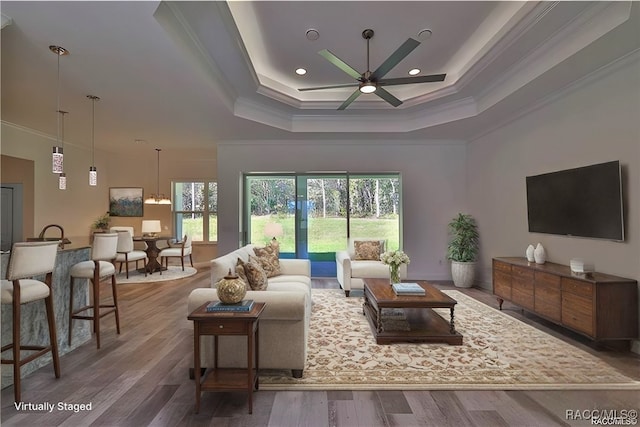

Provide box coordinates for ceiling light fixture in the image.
[408,68,420,76]
[359,81,377,94]
[49,45,69,174]
[57,110,68,190]
[305,29,320,41]
[144,148,171,205]
[417,29,432,41]
[87,95,100,186]
[295,68,307,75]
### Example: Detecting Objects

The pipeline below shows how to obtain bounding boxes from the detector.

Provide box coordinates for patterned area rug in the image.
[259,289,640,390]
[115,266,197,284]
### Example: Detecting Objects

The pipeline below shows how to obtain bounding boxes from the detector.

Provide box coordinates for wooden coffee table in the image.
[362,278,463,345]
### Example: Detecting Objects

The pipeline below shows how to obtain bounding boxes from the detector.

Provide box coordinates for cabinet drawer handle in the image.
[219,325,223,329]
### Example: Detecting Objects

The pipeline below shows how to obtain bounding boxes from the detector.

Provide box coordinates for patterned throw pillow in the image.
[235,258,249,289]
[253,241,281,277]
[244,256,268,291]
[354,240,382,261]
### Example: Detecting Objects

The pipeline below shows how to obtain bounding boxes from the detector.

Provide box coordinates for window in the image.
[173,181,217,242]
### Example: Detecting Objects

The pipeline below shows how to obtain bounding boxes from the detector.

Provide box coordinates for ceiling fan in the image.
[299,29,446,110]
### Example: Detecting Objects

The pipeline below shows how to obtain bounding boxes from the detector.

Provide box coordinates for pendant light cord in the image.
[56,52,61,146]
[91,98,95,165]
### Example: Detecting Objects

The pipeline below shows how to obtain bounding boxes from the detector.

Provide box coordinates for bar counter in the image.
[1,237,93,388]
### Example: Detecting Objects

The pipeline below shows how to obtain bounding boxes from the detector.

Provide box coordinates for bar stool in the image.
[69,233,120,349]
[0,241,61,403]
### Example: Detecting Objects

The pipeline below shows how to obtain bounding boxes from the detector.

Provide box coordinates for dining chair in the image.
[159,235,193,273]
[110,227,147,278]
[0,241,61,402]
[69,233,120,349]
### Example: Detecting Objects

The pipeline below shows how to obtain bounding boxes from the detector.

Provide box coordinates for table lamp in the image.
[264,222,283,242]
[141,220,162,237]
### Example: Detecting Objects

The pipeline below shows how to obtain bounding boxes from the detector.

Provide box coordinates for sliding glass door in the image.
[243,173,401,276]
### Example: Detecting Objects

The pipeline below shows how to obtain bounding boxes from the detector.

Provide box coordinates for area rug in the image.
[115,266,197,284]
[259,289,640,390]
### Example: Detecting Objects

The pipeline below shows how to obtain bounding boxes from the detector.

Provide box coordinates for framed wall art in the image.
[109,187,144,217]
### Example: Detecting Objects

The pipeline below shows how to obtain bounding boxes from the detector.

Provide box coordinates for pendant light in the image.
[87,95,100,186]
[144,148,171,205]
[49,45,68,173]
[58,110,68,190]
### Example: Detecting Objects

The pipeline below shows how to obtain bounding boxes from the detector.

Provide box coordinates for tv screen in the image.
[526,161,624,241]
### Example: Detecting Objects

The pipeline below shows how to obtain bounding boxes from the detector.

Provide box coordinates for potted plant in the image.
[446,213,479,288]
[92,212,111,232]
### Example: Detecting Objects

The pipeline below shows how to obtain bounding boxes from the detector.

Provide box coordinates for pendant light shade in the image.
[57,110,68,190]
[144,148,171,205]
[50,45,68,173]
[87,95,100,186]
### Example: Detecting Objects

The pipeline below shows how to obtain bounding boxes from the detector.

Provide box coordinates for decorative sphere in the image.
[217,269,247,304]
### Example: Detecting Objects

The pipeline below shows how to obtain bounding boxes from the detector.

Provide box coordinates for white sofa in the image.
[335,237,407,296]
[187,244,311,378]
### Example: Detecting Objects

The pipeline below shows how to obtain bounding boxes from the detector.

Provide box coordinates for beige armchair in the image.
[335,237,407,296]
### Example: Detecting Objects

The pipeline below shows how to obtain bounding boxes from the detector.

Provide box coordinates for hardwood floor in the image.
[1,268,638,426]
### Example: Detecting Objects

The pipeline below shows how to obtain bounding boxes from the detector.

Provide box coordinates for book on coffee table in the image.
[206,300,255,312]
[392,282,425,295]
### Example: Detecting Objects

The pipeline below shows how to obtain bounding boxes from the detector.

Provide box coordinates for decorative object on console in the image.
[447,213,479,288]
[570,258,594,274]
[109,187,144,217]
[380,249,410,284]
[49,45,68,175]
[144,148,171,205]
[87,95,100,186]
[525,244,535,262]
[141,220,161,237]
[216,269,247,304]
[534,243,546,264]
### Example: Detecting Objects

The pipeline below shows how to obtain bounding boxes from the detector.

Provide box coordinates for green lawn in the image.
[251,215,399,253]
[179,215,400,253]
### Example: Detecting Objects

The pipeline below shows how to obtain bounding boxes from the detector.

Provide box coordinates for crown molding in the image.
[469,48,640,143]
[154,1,237,112]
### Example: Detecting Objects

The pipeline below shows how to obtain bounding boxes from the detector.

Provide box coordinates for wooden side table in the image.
[188,302,265,414]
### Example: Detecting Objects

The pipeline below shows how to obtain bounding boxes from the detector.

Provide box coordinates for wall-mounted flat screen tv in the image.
[526,161,624,241]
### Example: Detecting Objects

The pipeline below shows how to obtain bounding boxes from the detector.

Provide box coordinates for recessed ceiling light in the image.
[305,29,320,41]
[408,68,420,76]
[417,29,432,41]
[295,68,307,76]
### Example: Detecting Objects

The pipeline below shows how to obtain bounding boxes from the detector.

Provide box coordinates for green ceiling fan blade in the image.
[318,49,362,80]
[374,87,402,107]
[371,38,420,80]
[338,89,362,110]
[379,74,446,86]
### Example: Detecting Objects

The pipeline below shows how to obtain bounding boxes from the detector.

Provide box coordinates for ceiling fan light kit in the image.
[299,28,446,110]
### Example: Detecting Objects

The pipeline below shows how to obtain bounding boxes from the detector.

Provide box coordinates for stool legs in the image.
[11,287,22,403]
[2,277,61,403]
[69,265,121,350]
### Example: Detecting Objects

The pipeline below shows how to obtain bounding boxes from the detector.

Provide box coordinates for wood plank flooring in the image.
[1,268,638,426]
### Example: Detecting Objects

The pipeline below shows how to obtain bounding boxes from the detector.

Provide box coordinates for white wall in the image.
[217,141,467,280]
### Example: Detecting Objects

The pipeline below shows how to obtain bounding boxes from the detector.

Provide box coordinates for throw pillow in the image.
[235,258,249,289]
[253,241,281,278]
[354,240,382,261]
[244,256,268,291]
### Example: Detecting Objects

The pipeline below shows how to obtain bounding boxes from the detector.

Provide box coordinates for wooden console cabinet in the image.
[493,257,638,344]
